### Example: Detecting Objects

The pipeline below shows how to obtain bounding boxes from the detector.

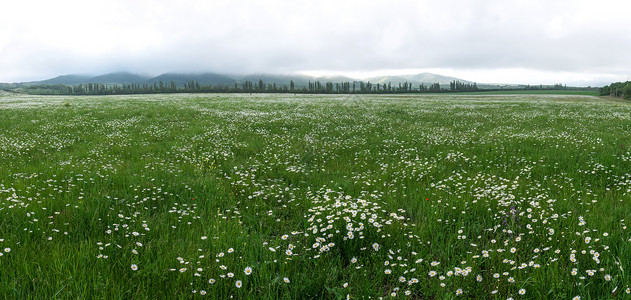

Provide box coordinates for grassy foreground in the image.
[0,93,630,299]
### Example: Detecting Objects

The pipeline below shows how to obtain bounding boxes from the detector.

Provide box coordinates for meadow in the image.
[0,93,630,299]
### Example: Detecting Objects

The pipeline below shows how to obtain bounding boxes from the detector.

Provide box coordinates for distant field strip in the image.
[0,93,630,298]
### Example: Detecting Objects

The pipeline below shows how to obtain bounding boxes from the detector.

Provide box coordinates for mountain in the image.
[237,73,312,88]
[90,72,150,84]
[366,72,473,86]
[315,75,357,83]
[148,73,236,87]
[236,74,358,88]
[6,71,482,89]
[366,75,410,85]
[33,72,148,85]
[27,72,236,87]
[37,74,93,85]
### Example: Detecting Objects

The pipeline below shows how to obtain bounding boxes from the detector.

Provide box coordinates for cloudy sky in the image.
[1,0,630,86]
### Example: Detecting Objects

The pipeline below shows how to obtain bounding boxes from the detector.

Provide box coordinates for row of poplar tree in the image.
[18,79,479,95]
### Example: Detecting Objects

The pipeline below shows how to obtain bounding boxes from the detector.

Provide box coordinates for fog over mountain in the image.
[16,71,483,89]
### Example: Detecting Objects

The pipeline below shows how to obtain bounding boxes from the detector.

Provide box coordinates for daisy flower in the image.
[131,264,138,271]
[372,243,380,251]
[244,267,253,275]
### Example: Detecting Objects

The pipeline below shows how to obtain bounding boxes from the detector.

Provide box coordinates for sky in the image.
[1,0,630,86]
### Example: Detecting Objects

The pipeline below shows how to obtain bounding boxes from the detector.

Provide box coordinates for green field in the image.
[444,90,600,96]
[1,93,630,299]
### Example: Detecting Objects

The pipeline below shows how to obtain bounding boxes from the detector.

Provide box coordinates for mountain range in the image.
[3,71,478,88]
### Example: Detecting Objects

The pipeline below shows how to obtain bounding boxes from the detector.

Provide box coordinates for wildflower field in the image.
[1,93,630,299]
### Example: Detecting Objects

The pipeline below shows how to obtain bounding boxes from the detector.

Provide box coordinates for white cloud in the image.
[1,0,630,85]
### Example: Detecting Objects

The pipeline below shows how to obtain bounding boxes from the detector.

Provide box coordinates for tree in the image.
[429,82,441,92]
[624,82,631,100]
[258,79,265,91]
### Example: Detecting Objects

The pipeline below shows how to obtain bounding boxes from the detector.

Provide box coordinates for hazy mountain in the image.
[367,72,473,86]
[366,75,410,85]
[33,72,148,85]
[149,73,236,87]
[237,73,312,87]
[315,75,356,83]
[90,72,150,84]
[37,74,93,85]
[236,74,358,88]
[7,71,482,89]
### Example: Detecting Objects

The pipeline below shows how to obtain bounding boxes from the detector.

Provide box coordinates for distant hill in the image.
[237,74,359,89]
[90,72,150,84]
[148,73,236,87]
[7,71,481,89]
[28,72,236,87]
[237,74,313,88]
[366,72,473,86]
[315,75,357,84]
[37,74,93,85]
[34,72,147,85]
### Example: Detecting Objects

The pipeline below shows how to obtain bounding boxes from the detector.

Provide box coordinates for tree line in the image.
[600,81,631,100]
[3,80,600,96]
[7,79,485,95]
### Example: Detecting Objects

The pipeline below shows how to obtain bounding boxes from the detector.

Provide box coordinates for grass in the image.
[443,90,600,96]
[0,93,630,299]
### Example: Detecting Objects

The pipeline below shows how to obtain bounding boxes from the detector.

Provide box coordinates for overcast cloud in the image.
[1,0,630,85]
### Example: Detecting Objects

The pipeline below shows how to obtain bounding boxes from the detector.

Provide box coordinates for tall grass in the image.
[0,93,630,298]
